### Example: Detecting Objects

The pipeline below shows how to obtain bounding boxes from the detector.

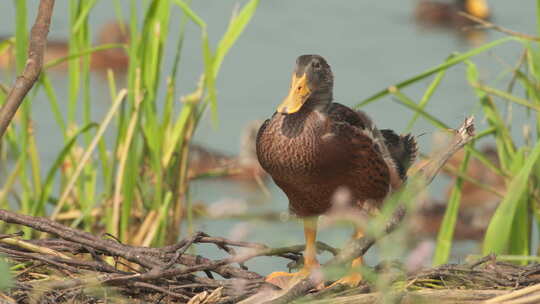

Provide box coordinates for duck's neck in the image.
[280,92,332,138]
[304,90,333,112]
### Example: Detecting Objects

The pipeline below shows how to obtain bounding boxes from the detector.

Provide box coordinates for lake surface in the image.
[0,1,536,275]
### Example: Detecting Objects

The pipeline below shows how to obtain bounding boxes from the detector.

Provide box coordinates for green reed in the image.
[356,29,540,265]
[0,0,259,247]
[0,0,538,280]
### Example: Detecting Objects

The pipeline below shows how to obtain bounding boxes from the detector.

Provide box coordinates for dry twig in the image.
[0,209,332,302]
[0,0,55,138]
[459,12,540,41]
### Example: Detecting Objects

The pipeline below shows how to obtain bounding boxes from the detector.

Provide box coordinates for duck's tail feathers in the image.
[380,129,418,180]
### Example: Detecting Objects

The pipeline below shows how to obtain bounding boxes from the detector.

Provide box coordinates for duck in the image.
[411,200,489,241]
[187,120,268,183]
[256,55,417,288]
[87,22,130,72]
[414,0,491,29]
[443,145,504,208]
[0,21,129,72]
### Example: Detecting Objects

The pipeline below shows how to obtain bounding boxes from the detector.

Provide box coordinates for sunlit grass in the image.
[0,1,538,299]
[355,27,540,266]
[0,0,260,248]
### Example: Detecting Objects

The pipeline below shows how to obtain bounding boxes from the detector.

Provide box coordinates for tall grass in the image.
[356,27,540,264]
[0,0,538,275]
[0,0,259,247]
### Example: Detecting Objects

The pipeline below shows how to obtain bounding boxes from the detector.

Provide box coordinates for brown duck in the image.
[0,21,129,72]
[188,120,267,183]
[256,55,417,287]
[411,145,504,241]
[414,0,491,28]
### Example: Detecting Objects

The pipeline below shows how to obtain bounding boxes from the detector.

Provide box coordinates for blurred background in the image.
[0,0,538,276]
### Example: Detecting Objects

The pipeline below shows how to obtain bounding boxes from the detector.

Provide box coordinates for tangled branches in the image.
[0,209,340,303]
[0,117,477,303]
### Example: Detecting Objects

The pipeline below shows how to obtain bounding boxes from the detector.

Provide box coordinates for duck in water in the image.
[415,0,491,28]
[0,21,129,72]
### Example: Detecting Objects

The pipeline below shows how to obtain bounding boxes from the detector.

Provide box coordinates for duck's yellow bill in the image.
[277,73,311,114]
[466,0,490,19]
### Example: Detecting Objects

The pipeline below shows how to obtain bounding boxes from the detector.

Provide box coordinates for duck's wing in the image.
[325,103,404,195]
[327,103,417,189]
[326,102,374,130]
[327,103,394,163]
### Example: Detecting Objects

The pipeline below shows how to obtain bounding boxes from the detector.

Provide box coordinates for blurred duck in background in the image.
[443,145,503,210]
[188,120,268,184]
[414,0,491,28]
[411,145,505,241]
[0,21,129,72]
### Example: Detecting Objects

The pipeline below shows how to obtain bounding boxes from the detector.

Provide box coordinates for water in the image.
[0,1,537,275]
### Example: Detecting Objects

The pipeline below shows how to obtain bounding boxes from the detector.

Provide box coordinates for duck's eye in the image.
[312,61,321,69]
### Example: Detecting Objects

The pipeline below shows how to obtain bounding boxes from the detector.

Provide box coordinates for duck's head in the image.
[462,0,490,19]
[278,54,334,114]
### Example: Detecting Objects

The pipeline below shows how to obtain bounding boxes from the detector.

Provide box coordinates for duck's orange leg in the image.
[302,216,320,270]
[329,228,364,287]
[266,217,321,288]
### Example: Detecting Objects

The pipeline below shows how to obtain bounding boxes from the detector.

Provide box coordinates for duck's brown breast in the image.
[257,106,395,217]
[256,110,330,183]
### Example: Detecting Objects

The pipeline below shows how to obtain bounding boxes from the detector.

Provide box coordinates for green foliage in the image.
[0,0,259,246]
[356,36,518,108]
[0,0,538,276]
[482,139,540,257]
[357,27,540,265]
[0,257,12,291]
[432,147,472,265]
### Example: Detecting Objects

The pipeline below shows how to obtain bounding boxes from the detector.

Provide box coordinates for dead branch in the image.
[0,118,481,303]
[306,289,509,304]
[266,256,540,304]
[459,12,540,42]
[417,116,475,185]
[0,0,55,138]
[0,208,338,302]
[0,227,271,302]
[2,215,540,303]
